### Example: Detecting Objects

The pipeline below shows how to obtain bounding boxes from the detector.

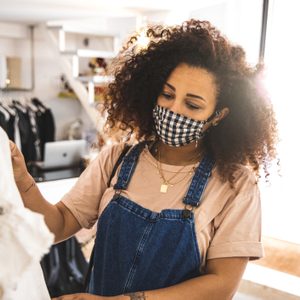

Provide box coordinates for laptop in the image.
[35,139,87,170]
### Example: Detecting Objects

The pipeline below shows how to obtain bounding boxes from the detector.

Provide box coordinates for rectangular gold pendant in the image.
[160,183,168,193]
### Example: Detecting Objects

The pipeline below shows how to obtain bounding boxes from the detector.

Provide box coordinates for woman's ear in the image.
[212,107,229,126]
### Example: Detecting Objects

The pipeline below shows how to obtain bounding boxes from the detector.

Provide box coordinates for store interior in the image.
[0,0,299,299]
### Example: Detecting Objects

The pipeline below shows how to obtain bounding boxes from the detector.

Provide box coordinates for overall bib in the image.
[89,142,214,296]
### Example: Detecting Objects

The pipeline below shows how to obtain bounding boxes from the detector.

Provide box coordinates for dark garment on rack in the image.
[0,108,15,141]
[14,106,37,163]
[31,97,56,159]
[28,108,41,161]
[1,98,55,162]
[6,114,15,141]
[35,108,55,160]
[0,112,8,134]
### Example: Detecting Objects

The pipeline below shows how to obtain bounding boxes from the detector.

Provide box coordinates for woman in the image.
[10,20,277,299]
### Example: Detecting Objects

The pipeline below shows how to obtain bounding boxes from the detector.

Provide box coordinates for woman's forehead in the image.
[164,64,218,101]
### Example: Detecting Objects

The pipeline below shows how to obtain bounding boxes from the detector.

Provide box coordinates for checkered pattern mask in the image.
[153,105,214,147]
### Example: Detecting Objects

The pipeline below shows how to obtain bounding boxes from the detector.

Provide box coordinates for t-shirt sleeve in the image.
[60,143,125,229]
[207,169,264,260]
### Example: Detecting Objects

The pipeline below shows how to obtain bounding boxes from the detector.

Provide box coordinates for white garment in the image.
[0,127,53,300]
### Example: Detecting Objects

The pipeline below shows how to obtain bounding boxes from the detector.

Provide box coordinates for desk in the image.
[29,165,83,183]
[27,165,82,204]
[37,177,78,205]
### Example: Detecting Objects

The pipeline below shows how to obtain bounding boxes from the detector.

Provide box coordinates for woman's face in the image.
[157,63,219,122]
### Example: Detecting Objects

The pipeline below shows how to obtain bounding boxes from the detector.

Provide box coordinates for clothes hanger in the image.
[12,99,27,114]
[0,100,16,116]
[31,97,47,113]
[31,97,46,108]
[1,95,13,111]
[23,95,38,112]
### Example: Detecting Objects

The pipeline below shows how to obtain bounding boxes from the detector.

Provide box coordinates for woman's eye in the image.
[161,92,173,100]
[186,102,200,110]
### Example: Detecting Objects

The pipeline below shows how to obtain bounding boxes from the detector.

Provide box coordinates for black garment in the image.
[0,112,8,133]
[41,237,88,298]
[0,106,15,141]
[28,108,41,161]
[6,113,15,141]
[36,108,55,160]
[1,98,55,162]
[31,97,55,160]
[14,106,37,163]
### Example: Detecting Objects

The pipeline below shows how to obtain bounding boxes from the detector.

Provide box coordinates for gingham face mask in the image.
[153,105,216,147]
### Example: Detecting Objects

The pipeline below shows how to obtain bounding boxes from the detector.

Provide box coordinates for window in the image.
[260,0,300,245]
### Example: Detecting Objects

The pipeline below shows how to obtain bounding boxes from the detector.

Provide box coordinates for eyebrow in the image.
[165,82,175,91]
[165,82,206,101]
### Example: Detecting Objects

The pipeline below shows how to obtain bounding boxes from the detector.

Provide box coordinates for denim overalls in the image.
[88,142,214,296]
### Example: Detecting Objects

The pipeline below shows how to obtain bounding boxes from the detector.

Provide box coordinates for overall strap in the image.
[113,141,147,191]
[107,144,131,187]
[183,154,215,208]
[84,142,139,291]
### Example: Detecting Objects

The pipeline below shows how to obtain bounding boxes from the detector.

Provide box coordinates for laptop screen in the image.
[42,139,87,169]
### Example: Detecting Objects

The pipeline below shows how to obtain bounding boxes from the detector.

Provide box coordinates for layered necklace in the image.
[154,144,202,193]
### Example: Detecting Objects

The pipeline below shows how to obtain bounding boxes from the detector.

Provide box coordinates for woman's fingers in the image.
[8,140,28,182]
[9,140,18,155]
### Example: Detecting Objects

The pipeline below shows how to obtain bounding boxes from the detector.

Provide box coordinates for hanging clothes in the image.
[12,101,37,163]
[0,98,55,163]
[0,103,15,141]
[27,106,42,161]
[31,98,55,160]
[0,105,9,133]
[0,127,54,300]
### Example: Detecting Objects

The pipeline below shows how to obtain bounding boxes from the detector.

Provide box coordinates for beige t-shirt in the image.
[62,143,263,271]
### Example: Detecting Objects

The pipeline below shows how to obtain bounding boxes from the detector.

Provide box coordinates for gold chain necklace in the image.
[157,147,201,193]
[158,167,196,193]
[144,151,192,173]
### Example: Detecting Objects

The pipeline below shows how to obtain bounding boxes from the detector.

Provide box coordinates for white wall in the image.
[0,36,32,89]
[33,24,83,140]
[0,16,138,141]
[0,22,95,140]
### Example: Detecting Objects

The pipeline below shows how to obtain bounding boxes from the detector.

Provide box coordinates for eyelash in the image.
[161,92,173,100]
[160,92,201,110]
[186,102,200,110]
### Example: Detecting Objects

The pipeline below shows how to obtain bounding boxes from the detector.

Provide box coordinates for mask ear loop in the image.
[195,110,221,147]
[207,110,221,122]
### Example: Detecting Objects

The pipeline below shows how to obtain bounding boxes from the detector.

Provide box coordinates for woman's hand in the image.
[9,141,28,182]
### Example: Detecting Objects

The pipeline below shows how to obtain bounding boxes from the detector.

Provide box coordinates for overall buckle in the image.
[113,189,122,198]
[182,204,195,219]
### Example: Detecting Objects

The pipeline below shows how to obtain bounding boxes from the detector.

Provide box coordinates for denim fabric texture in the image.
[89,142,214,296]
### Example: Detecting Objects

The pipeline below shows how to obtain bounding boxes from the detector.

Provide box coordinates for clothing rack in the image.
[0,96,55,163]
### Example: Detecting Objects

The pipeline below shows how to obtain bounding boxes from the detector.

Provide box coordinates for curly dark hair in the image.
[103,19,278,184]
